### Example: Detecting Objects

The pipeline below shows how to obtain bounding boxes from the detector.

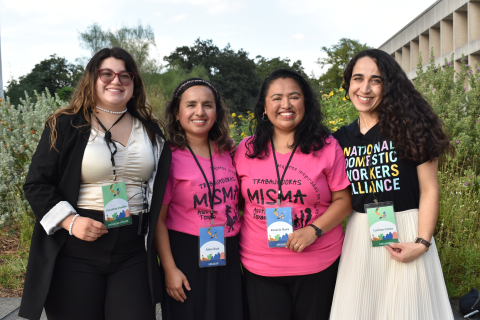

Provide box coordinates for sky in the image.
[0,0,437,85]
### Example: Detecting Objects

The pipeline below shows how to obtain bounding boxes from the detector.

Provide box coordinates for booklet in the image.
[199,226,226,268]
[266,207,293,248]
[102,182,132,229]
[365,201,399,247]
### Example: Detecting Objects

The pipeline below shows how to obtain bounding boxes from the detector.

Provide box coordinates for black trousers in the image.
[243,256,340,320]
[44,209,155,320]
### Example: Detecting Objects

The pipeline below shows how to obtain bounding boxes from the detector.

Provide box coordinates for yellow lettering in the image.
[369,167,376,179]
[358,182,365,194]
[355,157,365,168]
[391,164,399,177]
[344,147,351,157]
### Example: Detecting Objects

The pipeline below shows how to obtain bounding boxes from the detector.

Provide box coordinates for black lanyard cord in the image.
[187,141,216,224]
[270,137,298,205]
[94,112,127,179]
[357,119,379,204]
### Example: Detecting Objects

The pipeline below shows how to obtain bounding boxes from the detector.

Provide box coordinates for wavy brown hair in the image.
[342,49,453,162]
[47,47,156,150]
[164,78,230,152]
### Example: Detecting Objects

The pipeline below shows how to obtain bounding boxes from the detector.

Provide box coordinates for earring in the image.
[262,113,269,121]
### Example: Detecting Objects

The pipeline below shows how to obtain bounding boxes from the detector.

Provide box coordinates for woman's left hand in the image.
[285,227,317,253]
[385,242,427,263]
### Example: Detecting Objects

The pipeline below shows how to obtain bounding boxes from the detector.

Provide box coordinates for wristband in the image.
[414,237,432,252]
[69,214,80,236]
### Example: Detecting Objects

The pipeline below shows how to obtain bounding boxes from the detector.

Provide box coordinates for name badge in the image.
[266,207,293,248]
[102,182,132,229]
[199,225,226,268]
[364,201,399,247]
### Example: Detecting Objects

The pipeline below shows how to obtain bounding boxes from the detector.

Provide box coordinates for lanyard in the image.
[187,142,216,225]
[357,119,379,205]
[270,137,298,205]
[94,112,127,180]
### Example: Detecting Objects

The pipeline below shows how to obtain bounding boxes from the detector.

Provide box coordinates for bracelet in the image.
[69,214,80,236]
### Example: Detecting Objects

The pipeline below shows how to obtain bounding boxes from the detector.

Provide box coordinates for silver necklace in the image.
[96,106,128,114]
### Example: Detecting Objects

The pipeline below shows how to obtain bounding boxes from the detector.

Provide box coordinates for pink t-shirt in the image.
[233,136,350,276]
[163,145,241,237]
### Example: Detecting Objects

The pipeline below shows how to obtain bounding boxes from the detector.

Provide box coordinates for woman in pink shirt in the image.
[155,78,243,320]
[234,69,352,320]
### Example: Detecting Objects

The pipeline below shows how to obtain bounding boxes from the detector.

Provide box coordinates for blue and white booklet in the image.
[199,226,226,268]
[266,207,293,248]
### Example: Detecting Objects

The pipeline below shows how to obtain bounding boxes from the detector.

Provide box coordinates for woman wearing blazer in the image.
[19,47,171,320]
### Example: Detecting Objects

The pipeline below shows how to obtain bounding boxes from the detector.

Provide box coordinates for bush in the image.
[0,91,66,226]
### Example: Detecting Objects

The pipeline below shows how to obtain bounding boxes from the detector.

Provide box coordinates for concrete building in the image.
[379,0,480,79]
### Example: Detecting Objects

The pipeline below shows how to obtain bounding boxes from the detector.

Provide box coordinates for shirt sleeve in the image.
[162,163,177,205]
[325,137,351,192]
[23,120,76,235]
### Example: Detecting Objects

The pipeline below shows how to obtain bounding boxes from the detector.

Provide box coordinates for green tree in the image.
[316,38,372,91]
[164,39,261,113]
[5,54,83,105]
[255,56,307,80]
[78,22,159,73]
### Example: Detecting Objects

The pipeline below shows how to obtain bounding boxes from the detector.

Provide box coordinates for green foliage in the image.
[254,55,307,80]
[78,22,159,73]
[320,88,358,132]
[164,38,261,113]
[414,50,480,168]
[145,64,210,118]
[0,92,66,227]
[5,55,83,106]
[316,38,372,92]
[435,160,480,297]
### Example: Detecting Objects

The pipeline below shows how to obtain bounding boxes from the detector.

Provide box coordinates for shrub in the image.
[0,91,66,226]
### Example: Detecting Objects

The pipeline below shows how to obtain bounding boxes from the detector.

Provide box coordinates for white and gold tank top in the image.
[77,117,155,214]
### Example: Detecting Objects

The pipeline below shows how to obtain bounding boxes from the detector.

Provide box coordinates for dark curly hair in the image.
[246,69,330,159]
[342,49,453,162]
[164,78,231,152]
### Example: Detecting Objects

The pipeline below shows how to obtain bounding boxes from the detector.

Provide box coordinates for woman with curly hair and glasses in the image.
[330,49,454,320]
[19,47,171,320]
[233,69,352,320]
[155,78,243,320]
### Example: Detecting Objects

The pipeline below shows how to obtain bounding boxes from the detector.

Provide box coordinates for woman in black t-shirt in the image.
[330,49,454,320]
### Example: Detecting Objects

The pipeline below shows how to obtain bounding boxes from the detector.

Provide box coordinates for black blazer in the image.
[18,110,171,320]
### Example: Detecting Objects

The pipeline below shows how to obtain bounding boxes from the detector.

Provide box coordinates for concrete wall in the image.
[379,0,480,79]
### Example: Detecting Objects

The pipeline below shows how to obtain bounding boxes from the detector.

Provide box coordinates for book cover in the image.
[366,204,399,247]
[266,207,293,248]
[199,226,226,268]
[102,182,131,229]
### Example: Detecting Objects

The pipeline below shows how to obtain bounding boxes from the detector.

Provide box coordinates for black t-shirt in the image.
[333,119,424,213]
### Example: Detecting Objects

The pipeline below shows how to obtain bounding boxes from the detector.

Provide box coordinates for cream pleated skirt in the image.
[330,209,453,320]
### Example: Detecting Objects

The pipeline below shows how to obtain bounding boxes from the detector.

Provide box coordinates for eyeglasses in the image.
[98,69,135,86]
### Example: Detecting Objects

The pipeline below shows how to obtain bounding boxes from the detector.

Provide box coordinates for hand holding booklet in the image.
[365,202,399,247]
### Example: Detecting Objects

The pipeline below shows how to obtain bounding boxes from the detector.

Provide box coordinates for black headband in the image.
[174,79,219,99]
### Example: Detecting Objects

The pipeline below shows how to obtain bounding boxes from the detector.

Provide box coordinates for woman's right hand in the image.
[165,267,191,302]
[61,215,108,241]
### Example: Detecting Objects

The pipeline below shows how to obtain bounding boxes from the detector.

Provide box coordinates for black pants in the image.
[243,256,340,320]
[44,209,155,320]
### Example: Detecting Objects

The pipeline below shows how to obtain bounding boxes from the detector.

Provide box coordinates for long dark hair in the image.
[342,49,453,162]
[246,69,330,159]
[164,78,231,152]
[47,47,155,149]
